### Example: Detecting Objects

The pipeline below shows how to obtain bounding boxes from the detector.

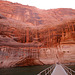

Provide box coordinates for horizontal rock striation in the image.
[0,1,75,68]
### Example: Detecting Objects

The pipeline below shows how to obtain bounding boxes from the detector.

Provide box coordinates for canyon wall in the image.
[0,1,75,26]
[0,1,75,68]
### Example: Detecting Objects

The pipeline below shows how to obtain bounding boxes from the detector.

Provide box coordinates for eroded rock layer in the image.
[0,1,75,68]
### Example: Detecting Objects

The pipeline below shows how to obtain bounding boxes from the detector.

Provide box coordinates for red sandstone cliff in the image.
[0,1,75,43]
[0,1,75,68]
[0,1,75,26]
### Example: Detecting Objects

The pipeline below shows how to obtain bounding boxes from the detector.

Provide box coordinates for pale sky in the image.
[7,0,75,9]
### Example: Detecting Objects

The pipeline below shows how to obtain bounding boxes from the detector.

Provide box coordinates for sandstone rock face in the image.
[0,1,75,68]
[0,1,75,43]
[0,1,75,26]
[60,44,75,63]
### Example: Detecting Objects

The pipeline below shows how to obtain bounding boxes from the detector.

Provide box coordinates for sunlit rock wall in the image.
[0,46,25,68]
[0,0,75,68]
